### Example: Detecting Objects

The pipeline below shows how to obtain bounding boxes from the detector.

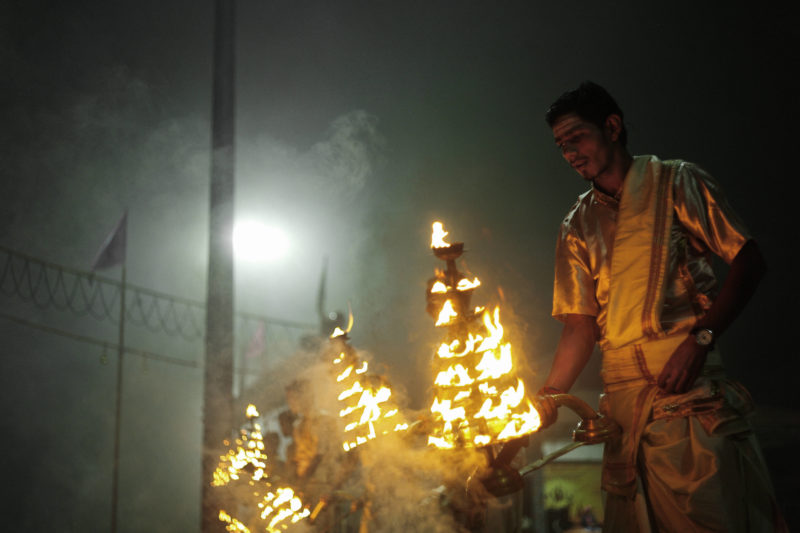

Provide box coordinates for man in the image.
[536,81,785,531]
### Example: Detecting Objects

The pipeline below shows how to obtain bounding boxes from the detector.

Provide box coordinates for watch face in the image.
[695,329,713,346]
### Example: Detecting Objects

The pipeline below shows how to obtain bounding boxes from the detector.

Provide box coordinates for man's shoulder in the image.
[645,155,703,175]
[560,189,594,232]
[661,157,687,168]
[641,156,717,192]
[652,157,720,191]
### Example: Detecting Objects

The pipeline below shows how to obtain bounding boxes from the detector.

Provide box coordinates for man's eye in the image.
[557,136,576,151]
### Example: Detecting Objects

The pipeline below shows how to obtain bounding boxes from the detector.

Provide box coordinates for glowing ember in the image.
[426,223,542,449]
[329,325,408,452]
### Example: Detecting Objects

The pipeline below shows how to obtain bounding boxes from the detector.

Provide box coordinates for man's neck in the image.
[593,150,633,198]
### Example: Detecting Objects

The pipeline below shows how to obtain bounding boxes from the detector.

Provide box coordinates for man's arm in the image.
[537,314,598,427]
[657,239,766,393]
[545,314,598,392]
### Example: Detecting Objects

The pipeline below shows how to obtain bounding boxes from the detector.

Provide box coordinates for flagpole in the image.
[90,209,127,533]
[110,261,126,533]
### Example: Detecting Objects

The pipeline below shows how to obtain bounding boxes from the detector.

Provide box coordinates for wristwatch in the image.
[692,327,714,348]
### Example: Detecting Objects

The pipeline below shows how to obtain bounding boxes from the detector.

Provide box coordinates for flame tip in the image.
[431,221,451,248]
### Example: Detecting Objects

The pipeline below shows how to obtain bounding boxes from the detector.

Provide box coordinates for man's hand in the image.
[654,240,764,395]
[656,335,709,394]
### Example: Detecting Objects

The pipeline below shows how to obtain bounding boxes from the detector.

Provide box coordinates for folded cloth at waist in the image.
[601,333,723,392]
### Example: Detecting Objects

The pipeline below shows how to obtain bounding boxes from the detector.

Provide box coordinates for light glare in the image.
[232,221,289,263]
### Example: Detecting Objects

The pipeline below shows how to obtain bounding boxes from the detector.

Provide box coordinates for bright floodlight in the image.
[232,221,289,263]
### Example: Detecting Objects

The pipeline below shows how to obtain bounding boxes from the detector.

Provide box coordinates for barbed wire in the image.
[0,309,199,369]
[0,245,316,344]
[0,310,270,378]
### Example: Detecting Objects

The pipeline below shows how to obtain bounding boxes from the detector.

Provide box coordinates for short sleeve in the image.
[673,163,751,265]
[552,220,599,321]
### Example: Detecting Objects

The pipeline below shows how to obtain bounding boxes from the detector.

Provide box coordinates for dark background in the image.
[1,1,797,530]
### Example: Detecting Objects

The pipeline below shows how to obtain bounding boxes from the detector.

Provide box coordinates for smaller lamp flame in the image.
[215,405,311,532]
[258,487,311,532]
[330,322,408,452]
[457,277,481,291]
[430,281,448,294]
[435,300,458,326]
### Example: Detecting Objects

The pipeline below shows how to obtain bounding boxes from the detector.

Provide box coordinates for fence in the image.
[0,244,316,371]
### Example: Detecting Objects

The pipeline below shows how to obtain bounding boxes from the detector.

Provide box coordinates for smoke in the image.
[238,109,383,206]
[354,433,488,532]
[231,336,495,533]
[307,110,385,201]
[2,49,392,531]
[231,109,387,326]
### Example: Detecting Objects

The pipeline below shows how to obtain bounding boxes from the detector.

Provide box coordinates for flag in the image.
[92,211,127,271]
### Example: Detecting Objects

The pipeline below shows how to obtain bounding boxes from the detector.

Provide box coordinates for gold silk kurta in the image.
[553,155,749,352]
[552,156,784,532]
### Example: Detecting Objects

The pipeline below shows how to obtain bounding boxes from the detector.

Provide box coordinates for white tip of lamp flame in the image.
[431,221,451,248]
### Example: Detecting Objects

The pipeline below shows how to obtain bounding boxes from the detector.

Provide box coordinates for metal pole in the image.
[202,0,235,531]
[110,263,126,533]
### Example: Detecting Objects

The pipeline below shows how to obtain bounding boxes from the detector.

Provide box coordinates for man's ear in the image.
[605,114,623,142]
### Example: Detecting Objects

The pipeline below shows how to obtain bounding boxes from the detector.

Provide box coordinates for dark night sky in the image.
[1,1,798,531]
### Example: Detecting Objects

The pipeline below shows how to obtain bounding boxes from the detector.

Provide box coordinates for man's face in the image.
[551,113,615,182]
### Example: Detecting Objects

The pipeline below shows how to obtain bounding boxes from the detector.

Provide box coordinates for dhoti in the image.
[599,334,783,532]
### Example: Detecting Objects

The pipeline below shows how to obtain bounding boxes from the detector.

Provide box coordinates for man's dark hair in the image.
[545,81,627,147]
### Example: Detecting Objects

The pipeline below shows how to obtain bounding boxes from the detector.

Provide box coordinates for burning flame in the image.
[431,277,481,295]
[219,510,250,532]
[457,277,481,291]
[435,299,458,326]
[215,405,312,532]
[428,306,541,448]
[258,487,311,532]
[212,419,268,487]
[430,281,448,294]
[346,304,354,333]
[431,221,450,248]
[330,327,408,452]
[426,223,541,449]
[220,486,311,533]
[329,306,354,339]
